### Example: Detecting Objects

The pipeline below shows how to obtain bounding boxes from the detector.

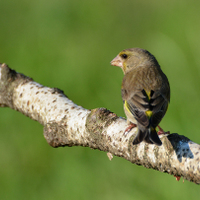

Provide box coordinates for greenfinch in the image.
[111,48,170,146]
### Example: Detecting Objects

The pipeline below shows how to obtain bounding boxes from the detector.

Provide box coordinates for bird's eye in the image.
[122,54,128,59]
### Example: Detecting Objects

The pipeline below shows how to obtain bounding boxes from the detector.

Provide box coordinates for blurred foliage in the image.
[0,0,200,199]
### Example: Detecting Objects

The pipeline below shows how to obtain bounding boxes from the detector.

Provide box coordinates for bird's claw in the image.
[157,125,170,135]
[124,123,137,135]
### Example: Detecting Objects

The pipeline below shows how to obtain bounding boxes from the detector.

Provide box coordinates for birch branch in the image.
[0,63,199,184]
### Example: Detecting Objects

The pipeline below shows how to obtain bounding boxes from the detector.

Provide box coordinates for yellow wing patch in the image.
[143,89,151,101]
[124,100,132,115]
[145,110,153,119]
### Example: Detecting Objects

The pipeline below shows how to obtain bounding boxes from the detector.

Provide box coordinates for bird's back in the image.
[122,64,168,102]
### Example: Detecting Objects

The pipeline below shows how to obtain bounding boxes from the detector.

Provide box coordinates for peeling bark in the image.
[0,63,200,184]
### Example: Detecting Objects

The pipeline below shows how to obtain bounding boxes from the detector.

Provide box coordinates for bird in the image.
[110,48,170,146]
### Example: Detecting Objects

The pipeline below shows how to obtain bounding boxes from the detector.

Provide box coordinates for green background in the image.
[0,0,200,199]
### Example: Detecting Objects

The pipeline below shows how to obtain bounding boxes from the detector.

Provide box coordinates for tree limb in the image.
[0,63,199,184]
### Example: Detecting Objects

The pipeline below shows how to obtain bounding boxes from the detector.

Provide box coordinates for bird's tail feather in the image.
[132,127,162,146]
[148,128,162,146]
[132,129,147,145]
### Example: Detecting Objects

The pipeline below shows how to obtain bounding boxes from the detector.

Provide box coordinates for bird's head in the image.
[110,48,158,74]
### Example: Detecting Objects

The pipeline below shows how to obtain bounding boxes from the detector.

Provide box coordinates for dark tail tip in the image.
[132,128,162,146]
[149,128,162,146]
[132,130,147,145]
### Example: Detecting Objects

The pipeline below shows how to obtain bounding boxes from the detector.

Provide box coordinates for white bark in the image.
[0,63,199,184]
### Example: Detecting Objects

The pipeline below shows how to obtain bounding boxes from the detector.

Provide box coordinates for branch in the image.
[0,63,199,184]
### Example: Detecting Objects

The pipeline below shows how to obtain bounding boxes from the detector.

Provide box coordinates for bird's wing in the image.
[123,89,151,127]
[150,90,169,127]
[123,89,169,128]
[121,66,170,128]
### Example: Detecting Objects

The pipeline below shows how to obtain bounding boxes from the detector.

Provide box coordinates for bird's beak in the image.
[110,55,123,68]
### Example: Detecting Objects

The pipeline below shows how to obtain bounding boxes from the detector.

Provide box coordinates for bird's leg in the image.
[157,125,170,135]
[157,125,165,135]
[124,122,137,135]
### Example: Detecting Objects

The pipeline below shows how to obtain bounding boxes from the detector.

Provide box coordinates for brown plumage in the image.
[111,48,170,146]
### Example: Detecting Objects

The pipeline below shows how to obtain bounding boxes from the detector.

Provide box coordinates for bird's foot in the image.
[124,123,137,135]
[157,125,170,135]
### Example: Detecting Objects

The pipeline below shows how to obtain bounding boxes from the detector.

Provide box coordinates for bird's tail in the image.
[147,127,162,146]
[132,127,162,146]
